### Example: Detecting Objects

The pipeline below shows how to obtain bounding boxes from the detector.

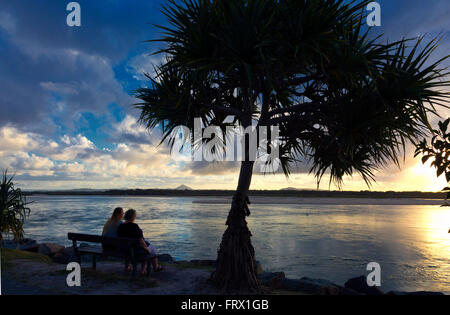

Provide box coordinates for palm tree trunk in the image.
[211,160,261,293]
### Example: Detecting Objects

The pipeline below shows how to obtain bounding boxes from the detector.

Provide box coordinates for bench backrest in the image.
[68,232,140,247]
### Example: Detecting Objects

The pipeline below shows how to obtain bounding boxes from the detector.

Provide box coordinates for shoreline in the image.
[192,196,445,205]
[24,189,447,200]
[27,193,446,205]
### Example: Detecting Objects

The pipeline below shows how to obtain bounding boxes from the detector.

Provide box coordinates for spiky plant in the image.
[0,171,31,244]
[135,0,450,292]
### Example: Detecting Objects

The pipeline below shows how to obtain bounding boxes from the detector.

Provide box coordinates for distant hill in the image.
[175,185,193,190]
[281,187,323,191]
[25,188,446,200]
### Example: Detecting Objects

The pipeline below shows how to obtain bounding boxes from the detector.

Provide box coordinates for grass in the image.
[1,248,52,269]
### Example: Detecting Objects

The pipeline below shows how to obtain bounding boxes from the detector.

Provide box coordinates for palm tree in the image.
[0,171,31,245]
[135,0,450,292]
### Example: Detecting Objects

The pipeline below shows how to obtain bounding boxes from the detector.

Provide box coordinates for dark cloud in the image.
[0,0,166,134]
[0,0,166,62]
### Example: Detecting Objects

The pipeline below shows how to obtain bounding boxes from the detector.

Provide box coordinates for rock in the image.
[158,253,175,264]
[345,276,383,295]
[52,246,77,264]
[2,238,39,252]
[281,277,341,295]
[385,291,407,296]
[386,291,444,296]
[406,291,444,296]
[258,272,285,289]
[20,240,40,253]
[337,287,362,295]
[38,243,65,257]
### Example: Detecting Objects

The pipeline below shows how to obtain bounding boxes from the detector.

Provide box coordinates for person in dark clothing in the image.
[117,209,162,275]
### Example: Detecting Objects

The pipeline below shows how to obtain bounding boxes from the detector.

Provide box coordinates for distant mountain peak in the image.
[175,184,193,190]
[280,187,299,191]
[280,187,322,191]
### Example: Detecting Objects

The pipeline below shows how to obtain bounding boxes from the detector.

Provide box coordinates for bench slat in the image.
[68,232,140,247]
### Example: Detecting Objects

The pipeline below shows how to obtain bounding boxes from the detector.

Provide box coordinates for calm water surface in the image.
[20,195,450,294]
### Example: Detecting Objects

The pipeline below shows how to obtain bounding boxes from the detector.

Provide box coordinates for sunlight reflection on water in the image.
[20,195,450,293]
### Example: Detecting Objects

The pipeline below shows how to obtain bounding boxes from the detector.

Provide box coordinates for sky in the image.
[0,0,449,191]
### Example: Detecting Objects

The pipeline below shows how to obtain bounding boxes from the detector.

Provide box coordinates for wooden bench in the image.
[68,232,156,278]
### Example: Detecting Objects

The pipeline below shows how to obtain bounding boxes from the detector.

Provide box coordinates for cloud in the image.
[0,11,16,34]
[127,54,165,82]
[0,124,190,188]
[0,0,163,133]
[112,115,157,145]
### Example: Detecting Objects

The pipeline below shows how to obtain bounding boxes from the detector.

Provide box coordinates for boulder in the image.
[386,291,444,296]
[52,246,77,264]
[158,253,175,264]
[345,276,383,295]
[20,240,40,253]
[38,243,65,257]
[282,277,341,295]
[406,291,444,296]
[2,238,39,252]
[258,272,286,289]
[337,286,363,295]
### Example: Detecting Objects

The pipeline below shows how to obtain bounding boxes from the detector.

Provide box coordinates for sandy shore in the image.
[193,196,444,205]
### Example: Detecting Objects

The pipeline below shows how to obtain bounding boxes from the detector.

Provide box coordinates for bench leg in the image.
[132,263,137,279]
[92,255,97,270]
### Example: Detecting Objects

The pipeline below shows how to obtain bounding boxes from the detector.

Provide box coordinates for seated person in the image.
[117,209,163,275]
[102,207,124,251]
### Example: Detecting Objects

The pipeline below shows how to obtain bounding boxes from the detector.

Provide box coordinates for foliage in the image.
[135,0,450,188]
[0,171,31,242]
[415,118,450,200]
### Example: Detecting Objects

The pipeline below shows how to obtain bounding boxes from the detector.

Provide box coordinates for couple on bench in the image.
[102,207,163,275]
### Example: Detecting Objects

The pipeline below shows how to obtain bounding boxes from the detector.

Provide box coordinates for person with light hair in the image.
[102,207,124,238]
[102,207,124,252]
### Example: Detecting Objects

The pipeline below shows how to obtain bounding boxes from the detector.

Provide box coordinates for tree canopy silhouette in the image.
[415,118,450,204]
[135,0,450,292]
